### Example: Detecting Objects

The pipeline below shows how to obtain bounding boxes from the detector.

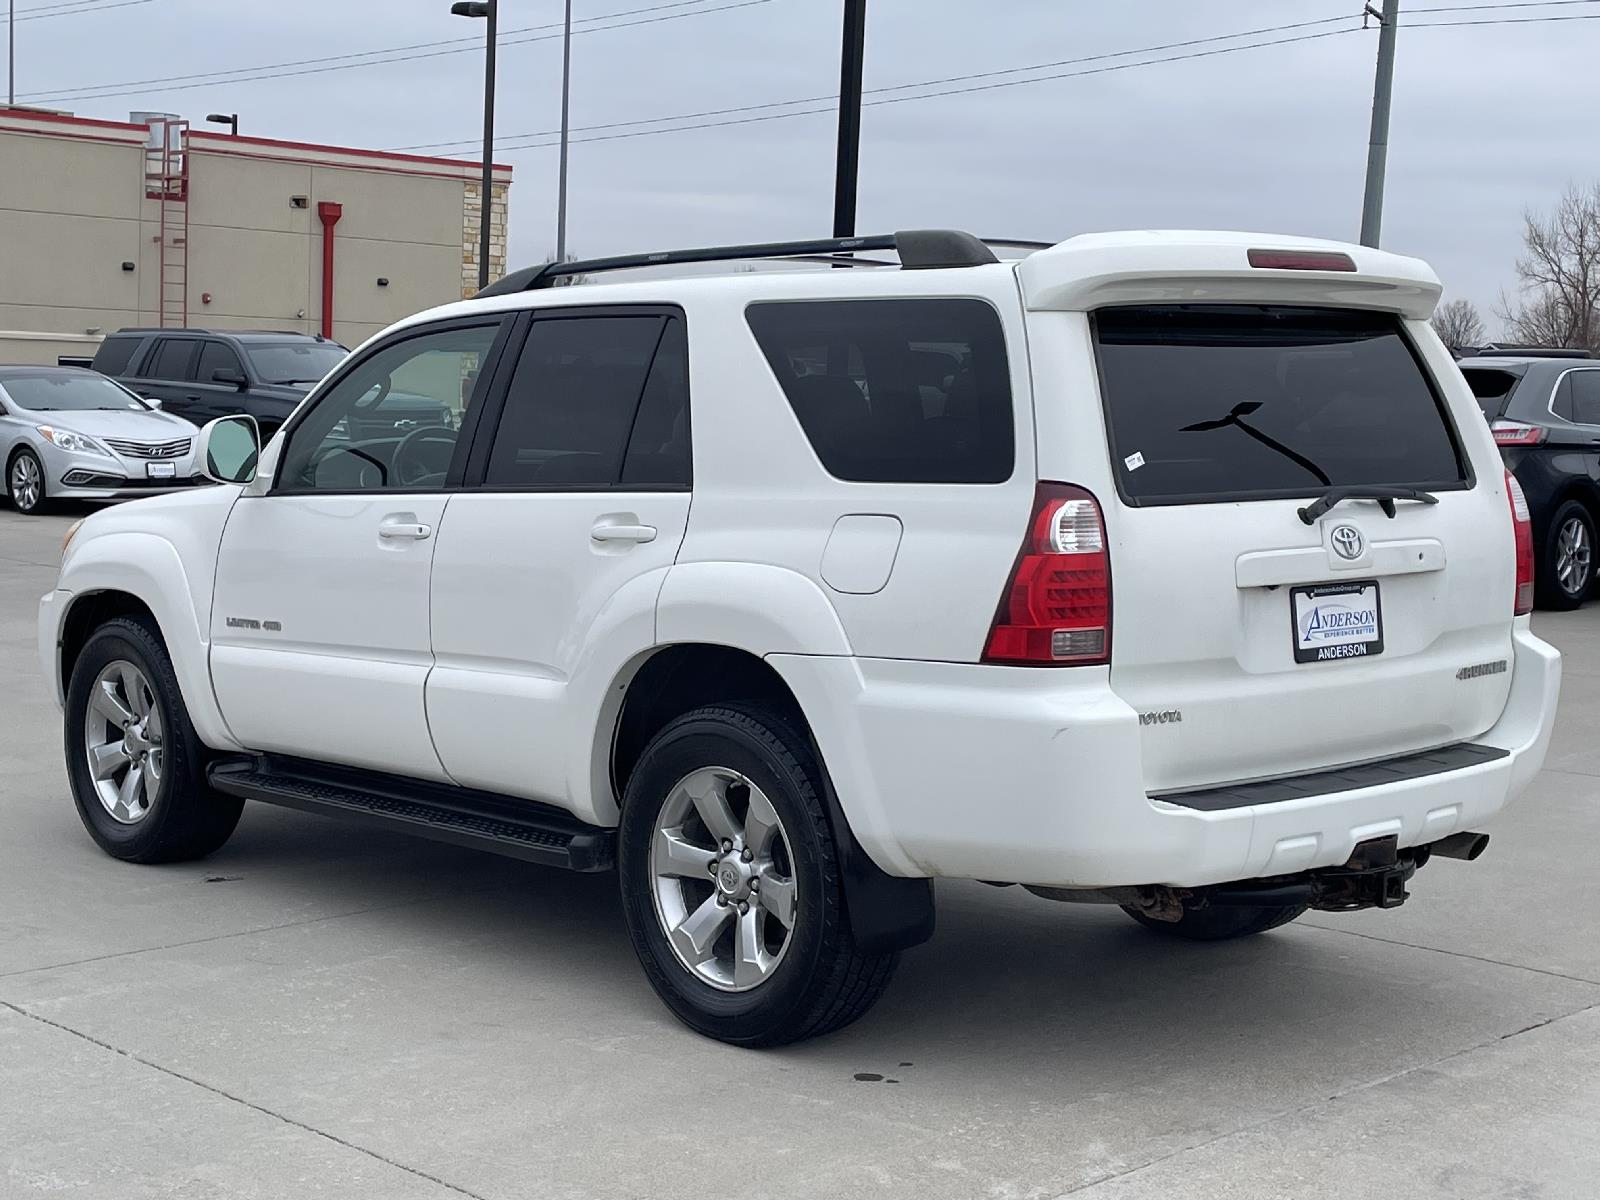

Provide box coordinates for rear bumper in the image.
[769,620,1561,888]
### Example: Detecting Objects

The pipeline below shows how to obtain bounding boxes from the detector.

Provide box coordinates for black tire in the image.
[1121,902,1307,941]
[7,447,49,514]
[64,616,243,863]
[1536,499,1595,611]
[618,703,898,1047]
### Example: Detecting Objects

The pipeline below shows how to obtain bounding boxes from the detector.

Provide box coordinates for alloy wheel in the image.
[649,766,798,992]
[82,660,164,824]
[10,454,41,511]
[1556,514,1593,597]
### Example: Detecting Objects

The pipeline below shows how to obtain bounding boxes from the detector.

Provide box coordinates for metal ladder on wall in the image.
[143,117,190,328]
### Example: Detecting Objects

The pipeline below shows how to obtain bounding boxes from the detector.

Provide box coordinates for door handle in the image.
[378,521,433,541]
[591,522,657,544]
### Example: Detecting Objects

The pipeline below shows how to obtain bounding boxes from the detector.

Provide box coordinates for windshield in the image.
[246,342,348,386]
[0,372,148,413]
[1093,305,1469,504]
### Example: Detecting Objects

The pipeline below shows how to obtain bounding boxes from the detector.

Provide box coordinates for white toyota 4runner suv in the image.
[40,229,1561,1046]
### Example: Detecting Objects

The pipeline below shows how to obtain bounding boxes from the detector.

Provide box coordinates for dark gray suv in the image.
[1464,349,1600,608]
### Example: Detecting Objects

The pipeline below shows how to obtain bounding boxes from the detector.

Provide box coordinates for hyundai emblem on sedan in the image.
[1331,524,1365,560]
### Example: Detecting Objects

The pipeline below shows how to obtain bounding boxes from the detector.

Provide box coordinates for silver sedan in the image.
[1,366,207,515]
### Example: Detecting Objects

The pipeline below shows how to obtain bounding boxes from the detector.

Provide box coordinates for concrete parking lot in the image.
[2,504,1598,1200]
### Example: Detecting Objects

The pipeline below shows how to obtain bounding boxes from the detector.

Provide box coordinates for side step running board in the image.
[208,756,615,872]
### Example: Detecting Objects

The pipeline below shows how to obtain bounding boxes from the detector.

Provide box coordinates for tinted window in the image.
[1460,367,1521,420]
[1552,374,1574,421]
[197,341,245,383]
[91,337,140,376]
[143,338,196,381]
[0,371,147,413]
[278,323,499,492]
[247,342,348,386]
[1094,306,1467,504]
[621,318,691,489]
[745,299,1014,484]
[1569,371,1600,425]
[485,316,665,489]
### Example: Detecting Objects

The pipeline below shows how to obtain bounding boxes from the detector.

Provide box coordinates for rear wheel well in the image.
[59,591,160,693]
[612,645,805,798]
[609,643,936,955]
[1552,482,1600,529]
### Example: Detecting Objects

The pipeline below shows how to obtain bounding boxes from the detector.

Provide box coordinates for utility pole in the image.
[832,0,867,239]
[556,0,572,264]
[1360,0,1400,248]
[9,0,16,108]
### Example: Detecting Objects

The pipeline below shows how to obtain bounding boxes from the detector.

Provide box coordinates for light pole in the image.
[452,0,497,289]
[556,0,571,265]
[9,0,16,109]
[1360,0,1400,247]
[205,112,239,137]
[833,0,867,239]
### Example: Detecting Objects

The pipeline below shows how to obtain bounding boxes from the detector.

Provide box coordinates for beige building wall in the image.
[0,110,511,362]
[0,114,148,342]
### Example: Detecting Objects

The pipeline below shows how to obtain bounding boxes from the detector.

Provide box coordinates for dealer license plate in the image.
[1291,581,1383,664]
[145,461,177,478]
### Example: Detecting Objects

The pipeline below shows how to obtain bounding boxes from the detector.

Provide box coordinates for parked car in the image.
[90,328,447,443]
[1462,350,1600,608]
[41,230,1561,1046]
[1,365,205,514]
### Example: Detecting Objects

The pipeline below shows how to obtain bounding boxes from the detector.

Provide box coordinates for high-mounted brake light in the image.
[1506,469,1534,615]
[983,483,1111,665]
[1247,248,1357,272]
[1490,420,1546,447]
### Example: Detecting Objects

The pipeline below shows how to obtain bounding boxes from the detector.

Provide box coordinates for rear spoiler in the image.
[1017,231,1442,321]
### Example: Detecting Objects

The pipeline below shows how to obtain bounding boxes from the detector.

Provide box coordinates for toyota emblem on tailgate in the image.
[1331,524,1364,560]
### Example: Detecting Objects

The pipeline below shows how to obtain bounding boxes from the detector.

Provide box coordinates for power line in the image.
[394,13,1360,151]
[1409,0,1600,10]
[23,0,760,103]
[15,0,151,19]
[490,26,1366,153]
[1408,9,1600,21]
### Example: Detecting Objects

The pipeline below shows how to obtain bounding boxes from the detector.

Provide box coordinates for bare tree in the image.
[1431,298,1485,348]
[1498,182,1600,349]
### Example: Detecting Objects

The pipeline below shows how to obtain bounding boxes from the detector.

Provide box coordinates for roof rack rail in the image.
[1468,345,1595,359]
[475,229,1001,298]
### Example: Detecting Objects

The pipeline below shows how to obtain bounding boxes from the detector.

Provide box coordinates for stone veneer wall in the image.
[461,181,509,297]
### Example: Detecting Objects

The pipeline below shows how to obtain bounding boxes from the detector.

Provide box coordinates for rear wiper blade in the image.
[1297,486,1439,525]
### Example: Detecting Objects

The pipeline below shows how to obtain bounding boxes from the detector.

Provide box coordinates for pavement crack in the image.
[0,1000,494,1200]
[1051,996,1600,1197]
[1296,920,1600,987]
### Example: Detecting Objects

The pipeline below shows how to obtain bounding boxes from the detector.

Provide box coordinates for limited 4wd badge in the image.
[1291,581,1383,664]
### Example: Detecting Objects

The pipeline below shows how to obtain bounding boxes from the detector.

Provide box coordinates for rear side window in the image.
[91,337,140,376]
[745,298,1014,484]
[197,341,245,384]
[1093,306,1468,505]
[485,315,680,490]
[1568,370,1600,425]
[142,338,196,381]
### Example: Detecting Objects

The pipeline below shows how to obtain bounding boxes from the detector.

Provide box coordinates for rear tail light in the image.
[1247,248,1357,272]
[1506,469,1535,615]
[983,483,1111,665]
[1491,420,1546,447]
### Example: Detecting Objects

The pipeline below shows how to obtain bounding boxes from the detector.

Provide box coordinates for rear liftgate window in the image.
[1093,306,1469,505]
[745,298,1014,483]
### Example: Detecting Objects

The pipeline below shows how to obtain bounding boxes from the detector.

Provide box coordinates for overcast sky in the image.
[12,0,1594,326]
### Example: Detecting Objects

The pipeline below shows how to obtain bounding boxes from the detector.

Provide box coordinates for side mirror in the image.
[198,415,260,485]
[212,367,248,390]
[143,394,164,409]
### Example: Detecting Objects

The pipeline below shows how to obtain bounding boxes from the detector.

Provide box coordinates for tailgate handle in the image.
[1298,486,1438,525]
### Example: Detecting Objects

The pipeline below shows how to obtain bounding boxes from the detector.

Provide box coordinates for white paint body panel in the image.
[209,493,450,780]
[426,491,689,820]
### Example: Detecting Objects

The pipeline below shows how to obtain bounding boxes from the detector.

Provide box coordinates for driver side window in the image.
[277,322,501,492]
